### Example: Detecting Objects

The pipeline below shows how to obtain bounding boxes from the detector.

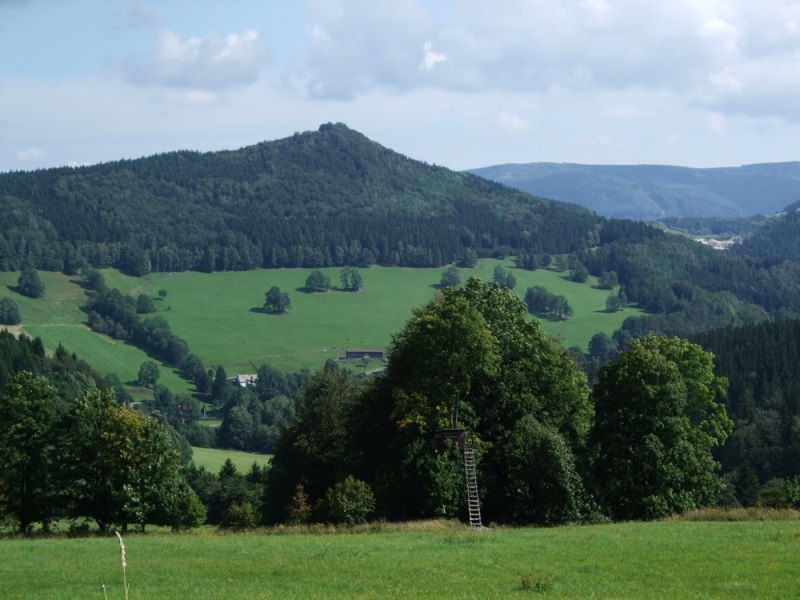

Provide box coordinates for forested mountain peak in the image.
[0,122,597,274]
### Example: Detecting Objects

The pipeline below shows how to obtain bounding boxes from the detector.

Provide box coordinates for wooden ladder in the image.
[463,445,483,529]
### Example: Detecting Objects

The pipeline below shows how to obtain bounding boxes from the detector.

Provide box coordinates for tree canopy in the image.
[348,278,593,524]
[264,286,291,313]
[0,297,21,325]
[17,263,45,299]
[590,334,733,520]
[305,270,331,293]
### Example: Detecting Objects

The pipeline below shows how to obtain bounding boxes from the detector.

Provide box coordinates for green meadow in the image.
[2,260,643,390]
[0,518,797,599]
[190,445,271,473]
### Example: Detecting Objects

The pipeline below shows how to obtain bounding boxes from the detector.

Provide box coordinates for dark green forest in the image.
[0,123,595,275]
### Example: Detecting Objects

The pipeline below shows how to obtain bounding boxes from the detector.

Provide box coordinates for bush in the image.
[220,501,258,531]
[757,477,800,509]
[136,294,156,314]
[320,476,375,525]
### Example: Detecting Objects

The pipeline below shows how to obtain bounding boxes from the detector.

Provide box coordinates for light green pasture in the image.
[101,260,642,374]
[2,261,643,386]
[190,445,272,473]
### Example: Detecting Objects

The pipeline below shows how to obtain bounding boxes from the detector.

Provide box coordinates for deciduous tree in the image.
[137,360,160,388]
[590,334,733,520]
[136,294,156,314]
[264,286,291,313]
[339,267,363,291]
[351,278,592,524]
[17,263,45,299]
[0,371,58,533]
[0,297,21,325]
[439,266,460,288]
[305,270,331,293]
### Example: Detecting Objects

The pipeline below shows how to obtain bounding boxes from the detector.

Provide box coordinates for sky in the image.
[2,0,800,173]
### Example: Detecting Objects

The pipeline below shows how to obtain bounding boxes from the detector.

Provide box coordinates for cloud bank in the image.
[122,28,268,90]
[300,0,800,124]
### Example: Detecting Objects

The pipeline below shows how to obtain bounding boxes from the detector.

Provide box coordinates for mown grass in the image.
[190,445,271,473]
[0,271,194,394]
[2,261,643,381]
[0,519,797,599]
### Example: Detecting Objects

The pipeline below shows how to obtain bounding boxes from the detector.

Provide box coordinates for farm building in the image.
[344,348,385,361]
[228,374,258,387]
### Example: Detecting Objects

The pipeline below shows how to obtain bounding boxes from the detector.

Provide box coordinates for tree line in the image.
[691,319,800,504]
[83,285,210,394]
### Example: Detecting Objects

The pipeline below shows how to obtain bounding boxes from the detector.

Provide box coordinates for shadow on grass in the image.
[250,307,289,315]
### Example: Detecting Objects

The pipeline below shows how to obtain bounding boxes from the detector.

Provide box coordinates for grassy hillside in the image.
[1,518,797,598]
[2,261,642,389]
[0,271,192,394]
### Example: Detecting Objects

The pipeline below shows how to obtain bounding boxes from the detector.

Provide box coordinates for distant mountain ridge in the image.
[467,162,800,220]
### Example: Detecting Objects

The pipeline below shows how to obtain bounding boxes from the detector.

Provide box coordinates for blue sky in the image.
[2,0,800,172]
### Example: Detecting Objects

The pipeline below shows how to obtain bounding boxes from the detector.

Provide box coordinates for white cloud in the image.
[298,0,800,126]
[15,147,47,161]
[121,28,268,90]
[496,109,529,133]
[419,41,447,71]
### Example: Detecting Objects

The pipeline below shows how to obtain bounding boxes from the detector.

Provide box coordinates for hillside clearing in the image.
[2,261,642,387]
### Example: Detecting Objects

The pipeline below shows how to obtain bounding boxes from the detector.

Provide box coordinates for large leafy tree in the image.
[305,270,331,293]
[17,263,45,299]
[589,333,733,520]
[351,278,592,524]
[262,369,363,523]
[339,267,363,291]
[58,388,125,531]
[0,371,58,533]
[58,389,201,531]
[137,360,160,388]
[264,286,291,313]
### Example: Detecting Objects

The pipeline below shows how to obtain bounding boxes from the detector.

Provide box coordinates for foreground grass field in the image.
[1,518,797,599]
[2,260,643,387]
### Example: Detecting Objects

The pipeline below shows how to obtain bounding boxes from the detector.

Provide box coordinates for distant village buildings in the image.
[695,236,743,250]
